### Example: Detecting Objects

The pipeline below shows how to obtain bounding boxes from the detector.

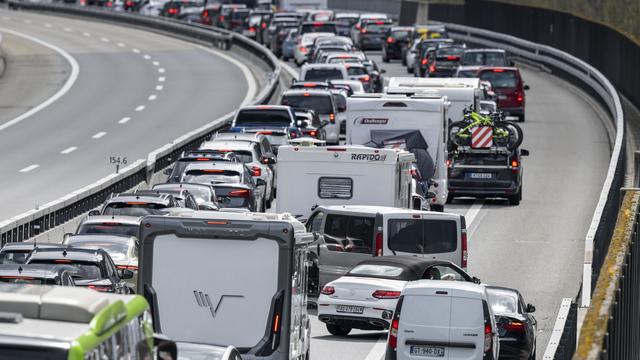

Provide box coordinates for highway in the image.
[296,54,611,359]
[0,9,253,219]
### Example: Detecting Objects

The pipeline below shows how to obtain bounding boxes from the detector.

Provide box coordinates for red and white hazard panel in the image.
[471,127,493,148]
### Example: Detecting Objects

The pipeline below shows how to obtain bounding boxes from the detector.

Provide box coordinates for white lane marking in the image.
[118,117,131,124]
[83,32,91,37]
[158,68,165,73]
[44,23,52,28]
[152,61,160,66]
[100,37,110,43]
[143,54,151,60]
[195,44,257,105]
[0,28,80,133]
[158,76,165,82]
[117,42,126,47]
[363,335,387,360]
[148,94,157,101]
[92,131,107,139]
[19,164,39,173]
[23,19,32,24]
[1,16,11,21]
[60,146,78,154]
[155,85,164,91]
[135,105,146,112]
[132,48,140,53]
[64,27,73,32]
[464,200,485,227]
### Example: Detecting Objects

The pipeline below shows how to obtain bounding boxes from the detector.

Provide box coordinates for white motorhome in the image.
[346,94,449,211]
[386,77,487,124]
[138,211,312,360]
[276,145,423,218]
[280,0,327,10]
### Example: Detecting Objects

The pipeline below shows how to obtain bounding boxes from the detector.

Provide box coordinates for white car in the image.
[199,140,275,207]
[317,256,476,336]
[294,32,335,66]
[405,39,420,74]
[139,0,169,16]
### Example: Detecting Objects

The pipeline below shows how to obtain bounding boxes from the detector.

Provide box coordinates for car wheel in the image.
[446,193,454,204]
[519,113,526,122]
[326,324,351,336]
[382,52,389,63]
[509,190,521,206]
[266,199,272,209]
[431,204,444,212]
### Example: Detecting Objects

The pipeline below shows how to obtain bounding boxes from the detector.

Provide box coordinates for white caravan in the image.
[346,94,449,211]
[276,145,423,218]
[138,211,313,360]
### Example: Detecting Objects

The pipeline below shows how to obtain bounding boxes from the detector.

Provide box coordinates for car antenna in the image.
[62,249,67,257]
[18,266,23,274]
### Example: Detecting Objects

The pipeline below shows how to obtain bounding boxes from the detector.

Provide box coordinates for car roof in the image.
[66,234,136,245]
[213,132,265,142]
[0,264,75,278]
[203,140,255,151]
[0,243,58,252]
[302,63,347,70]
[464,48,506,53]
[107,193,171,205]
[239,105,291,112]
[283,88,333,96]
[28,247,104,262]
[153,182,215,192]
[479,66,519,72]
[81,215,143,225]
[403,280,486,297]
[391,26,413,31]
[183,161,245,171]
[350,256,458,280]
[318,205,462,218]
[457,65,486,71]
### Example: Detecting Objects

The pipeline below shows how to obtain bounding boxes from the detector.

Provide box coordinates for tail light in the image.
[360,28,367,34]
[501,320,525,333]
[309,130,317,137]
[261,22,267,29]
[361,75,370,83]
[88,285,111,292]
[321,286,335,295]
[116,265,138,271]
[484,322,492,352]
[511,158,520,174]
[375,232,383,256]
[251,166,262,177]
[446,159,452,168]
[446,55,460,61]
[228,189,250,198]
[125,1,133,6]
[168,7,178,14]
[299,46,308,53]
[249,27,256,33]
[516,92,524,103]
[355,24,361,30]
[329,113,335,123]
[219,15,224,22]
[389,318,399,349]
[429,64,436,73]
[372,290,401,299]
[387,36,394,43]
[256,290,284,356]
[202,10,209,17]
[461,229,468,269]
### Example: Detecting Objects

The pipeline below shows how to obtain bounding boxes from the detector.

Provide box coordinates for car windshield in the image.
[0,250,30,264]
[103,202,168,216]
[301,23,336,34]
[28,260,103,279]
[480,70,518,88]
[67,241,129,261]
[387,219,458,254]
[456,153,508,166]
[77,223,139,237]
[347,264,404,279]
[182,169,241,184]
[282,95,333,114]
[463,52,507,66]
[487,288,518,315]
[304,68,344,82]
[235,109,292,127]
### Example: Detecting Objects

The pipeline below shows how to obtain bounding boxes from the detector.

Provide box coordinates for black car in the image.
[356,19,393,50]
[152,182,221,210]
[486,286,537,359]
[0,264,77,286]
[0,243,57,265]
[382,26,413,62]
[461,48,510,67]
[266,18,300,55]
[224,7,250,32]
[447,147,529,205]
[425,44,467,78]
[160,0,202,18]
[26,247,133,294]
[414,38,454,77]
[360,59,386,93]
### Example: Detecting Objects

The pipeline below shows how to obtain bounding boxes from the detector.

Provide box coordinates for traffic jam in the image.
[0,2,537,360]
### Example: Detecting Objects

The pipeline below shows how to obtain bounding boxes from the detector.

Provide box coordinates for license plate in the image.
[498,95,508,100]
[336,305,364,314]
[410,346,445,357]
[470,173,493,179]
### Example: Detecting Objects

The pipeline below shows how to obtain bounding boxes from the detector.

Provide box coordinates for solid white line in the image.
[117,42,125,47]
[135,105,146,112]
[195,44,257,105]
[132,48,140,53]
[118,117,131,124]
[91,131,107,139]
[83,32,91,37]
[143,54,151,60]
[158,76,165,82]
[60,146,78,154]
[158,68,165,73]
[148,94,157,101]
[152,61,160,66]
[155,85,164,91]
[363,335,387,360]
[100,37,109,43]
[464,200,485,226]
[19,164,39,173]
[0,28,80,133]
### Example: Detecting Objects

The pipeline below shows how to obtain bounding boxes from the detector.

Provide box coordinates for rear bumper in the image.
[449,180,519,198]
[318,314,390,330]
[498,339,532,359]
[499,106,524,116]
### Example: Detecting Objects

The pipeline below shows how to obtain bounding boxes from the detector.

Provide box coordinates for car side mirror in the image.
[163,167,173,176]
[472,276,481,284]
[256,178,267,186]
[523,84,530,91]
[520,149,530,157]
[338,105,347,112]
[118,269,135,280]
[88,210,100,216]
[154,333,178,360]
[526,303,536,313]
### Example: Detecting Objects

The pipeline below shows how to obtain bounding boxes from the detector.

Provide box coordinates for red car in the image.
[477,67,530,122]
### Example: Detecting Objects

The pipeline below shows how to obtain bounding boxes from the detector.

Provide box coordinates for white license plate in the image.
[410,346,445,357]
[336,305,364,314]
[498,95,508,100]
[470,173,493,179]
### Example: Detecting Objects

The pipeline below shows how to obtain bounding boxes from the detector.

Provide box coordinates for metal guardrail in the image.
[0,2,283,245]
[574,190,640,360]
[544,299,578,360]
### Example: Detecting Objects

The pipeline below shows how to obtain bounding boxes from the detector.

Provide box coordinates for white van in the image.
[138,211,313,360]
[276,145,424,218]
[305,205,467,293]
[386,281,500,360]
[346,94,449,211]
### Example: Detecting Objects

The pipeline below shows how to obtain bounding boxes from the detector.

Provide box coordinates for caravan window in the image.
[318,177,352,199]
[323,214,374,253]
[387,219,457,254]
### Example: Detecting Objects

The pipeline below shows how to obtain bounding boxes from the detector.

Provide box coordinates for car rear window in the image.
[387,219,458,254]
[347,67,367,76]
[182,169,241,184]
[363,23,392,33]
[347,264,404,279]
[213,150,253,163]
[456,70,479,78]
[323,213,374,253]
[103,202,168,216]
[67,241,129,258]
[335,17,358,26]
[391,30,410,40]
[435,47,464,61]
[235,109,292,127]
[29,260,103,279]
[0,277,47,285]
[456,153,508,166]
[487,288,518,315]
[463,52,507,66]
[301,23,336,34]
[282,94,333,114]
[0,251,30,265]
[479,70,518,88]
[303,68,344,82]
[77,223,139,237]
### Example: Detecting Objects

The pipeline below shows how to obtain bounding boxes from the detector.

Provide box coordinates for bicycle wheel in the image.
[494,122,523,150]
[448,121,472,147]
